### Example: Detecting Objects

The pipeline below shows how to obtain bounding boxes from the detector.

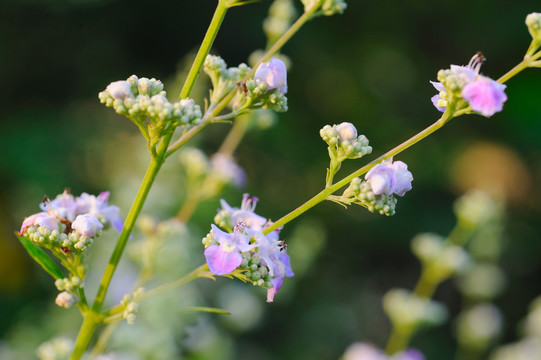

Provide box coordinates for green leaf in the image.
[183,306,231,315]
[17,235,64,280]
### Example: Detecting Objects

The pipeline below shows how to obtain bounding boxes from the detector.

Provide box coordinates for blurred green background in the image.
[1,0,541,359]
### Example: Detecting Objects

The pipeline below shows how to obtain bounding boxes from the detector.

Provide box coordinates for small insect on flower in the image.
[237,81,248,95]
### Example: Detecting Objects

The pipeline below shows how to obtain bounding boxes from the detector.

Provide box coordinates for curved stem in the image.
[264,113,451,234]
[139,264,211,301]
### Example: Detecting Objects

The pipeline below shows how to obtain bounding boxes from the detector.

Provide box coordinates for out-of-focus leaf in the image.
[17,235,64,280]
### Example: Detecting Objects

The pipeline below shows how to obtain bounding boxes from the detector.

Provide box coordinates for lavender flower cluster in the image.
[431,53,507,117]
[20,190,122,253]
[202,194,293,302]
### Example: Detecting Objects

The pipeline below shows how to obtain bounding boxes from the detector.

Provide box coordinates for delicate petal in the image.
[266,287,277,303]
[204,244,243,275]
[390,161,413,197]
[72,214,103,237]
[254,58,288,93]
[210,154,246,188]
[431,94,446,112]
[430,81,445,92]
[41,190,77,221]
[280,252,295,277]
[365,164,395,195]
[20,212,59,233]
[462,78,507,117]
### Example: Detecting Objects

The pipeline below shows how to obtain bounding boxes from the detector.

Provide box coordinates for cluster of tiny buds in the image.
[301,0,347,15]
[383,288,448,329]
[121,288,144,324]
[342,178,397,216]
[204,55,251,104]
[99,75,202,128]
[23,225,94,253]
[239,251,273,288]
[320,122,372,160]
[55,277,82,292]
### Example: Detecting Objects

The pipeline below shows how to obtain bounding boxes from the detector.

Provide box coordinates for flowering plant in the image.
[5,1,541,359]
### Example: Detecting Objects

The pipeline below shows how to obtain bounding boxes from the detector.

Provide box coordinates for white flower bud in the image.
[55,291,78,309]
[106,81,134,100]
[336,122,358,142]
[254,58,288,93]
[72,214,103,237]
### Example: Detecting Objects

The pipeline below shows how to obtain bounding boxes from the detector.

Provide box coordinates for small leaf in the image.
[17,235,64,280]
[183,306,231,315]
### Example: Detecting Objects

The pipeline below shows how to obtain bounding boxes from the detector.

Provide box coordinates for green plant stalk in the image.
[139,264,211,301]
[70,3,230,359]
[178,1,228,101]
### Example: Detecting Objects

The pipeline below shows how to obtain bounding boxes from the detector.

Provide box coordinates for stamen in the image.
[468,51,486,74]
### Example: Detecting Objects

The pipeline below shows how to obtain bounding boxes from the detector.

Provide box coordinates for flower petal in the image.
[204,244,242,275]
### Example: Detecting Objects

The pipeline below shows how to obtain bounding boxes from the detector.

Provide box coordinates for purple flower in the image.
[365,159,413,197]
[72,214,103,237]
[430,81,447,112]
[220,194,268,232]
[20,212,59,233]
[204,224,255,275]
[76,192,123,232]
[40,190,78,221]
[390,161,413,197]
[365,161,396,195]
[251,231,294,303]
[210,153,246,188]
[254,58,288,93]
[462,77,507,117]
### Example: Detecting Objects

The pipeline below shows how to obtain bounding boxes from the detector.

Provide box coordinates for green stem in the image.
[385,326,413,356]
[178,1,229,101]
[92,154,163,313]
[139,264,211,301]
[217,115,249,156]
[498,50,541,84]
[264,113,451,235]
[70,311,102,360]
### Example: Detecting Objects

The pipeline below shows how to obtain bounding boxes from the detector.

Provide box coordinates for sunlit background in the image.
[1,0,541,359]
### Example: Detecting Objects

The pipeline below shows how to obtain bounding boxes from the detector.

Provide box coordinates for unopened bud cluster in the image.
[204,55,251,104]
[121,288,144,324]
[99,75,202,141]
[341,177,397,216]
[55,277,82,292]
[301,0,347,16]
[526,13,541,43]
[320,122,372,161]
[383,288,448,330]
[263,0,297,45]
[411,233,471,283]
